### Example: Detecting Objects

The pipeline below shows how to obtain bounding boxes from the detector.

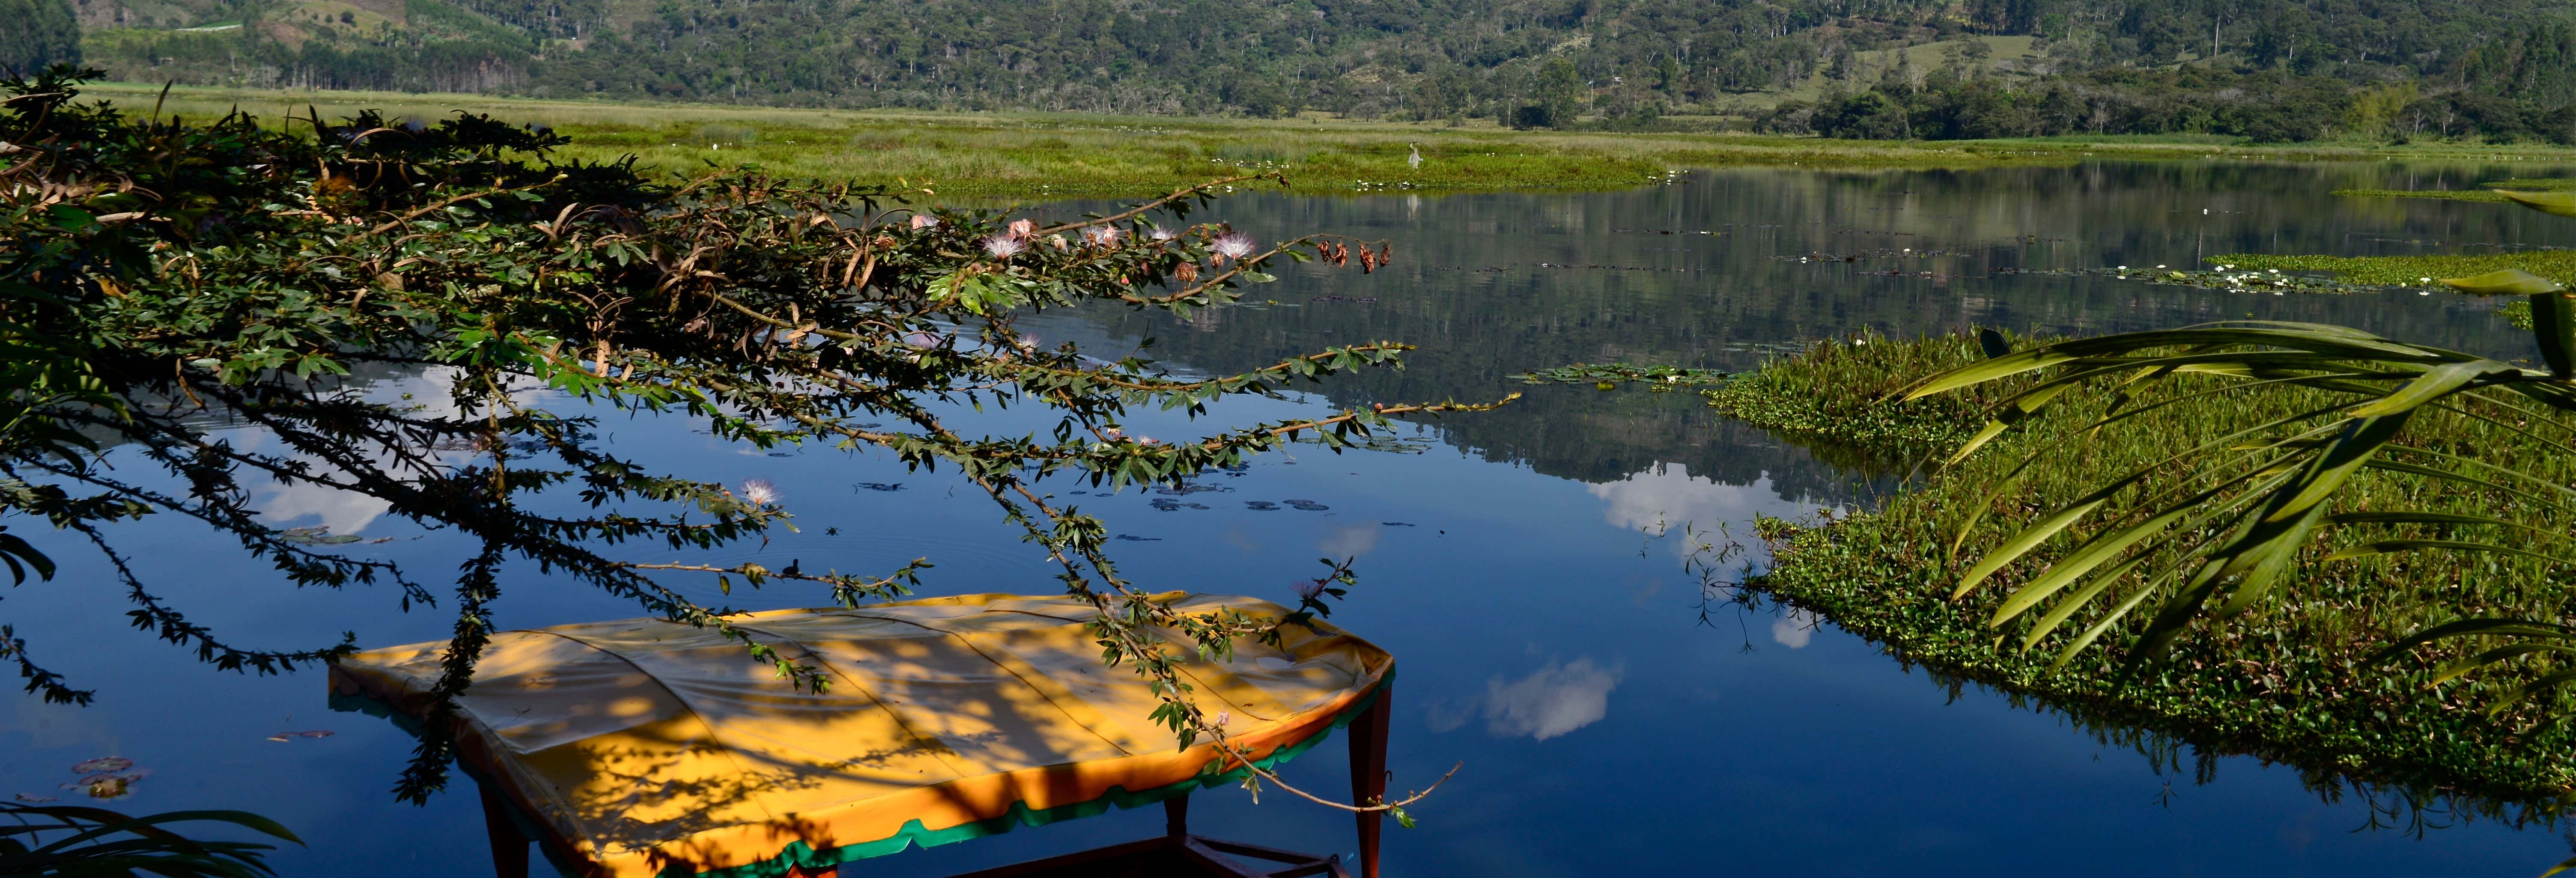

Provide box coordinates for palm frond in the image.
[1921,306,2576,676]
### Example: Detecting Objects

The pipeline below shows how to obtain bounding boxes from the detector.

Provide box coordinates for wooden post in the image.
[480,781,531,878]
[1164,792,1190,837]
[1347,685,1390,878]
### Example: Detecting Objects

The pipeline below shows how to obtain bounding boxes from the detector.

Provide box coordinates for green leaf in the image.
[2321,539,2576,565]
[2442,268,2564,295]
[2533,292,2576,378]
[2498,188,2576,217]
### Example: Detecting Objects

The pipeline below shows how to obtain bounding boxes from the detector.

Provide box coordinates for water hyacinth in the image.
[981,234,1029,259]
[740,479,782,506]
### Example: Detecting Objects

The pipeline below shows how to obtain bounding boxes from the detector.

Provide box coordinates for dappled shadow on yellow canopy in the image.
[330,592,1395,878]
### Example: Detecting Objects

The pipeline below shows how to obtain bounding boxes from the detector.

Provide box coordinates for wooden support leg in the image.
[1164,792,1190,837]
[480,781,531,878]
[1348,685,1390,878]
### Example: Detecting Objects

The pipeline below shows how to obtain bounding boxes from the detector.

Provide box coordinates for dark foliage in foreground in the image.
[0,65,1487,804]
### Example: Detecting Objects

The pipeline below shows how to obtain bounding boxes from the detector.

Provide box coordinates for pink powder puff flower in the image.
[1210,232,1255,263]
[981,234,1029,259]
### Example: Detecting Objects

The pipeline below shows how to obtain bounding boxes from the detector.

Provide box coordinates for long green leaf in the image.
[2344,359,2497,418]
[2498,189,2576,218]
[2443,268,2565,295]
[1950,402,2349,586]
[1992,463,2293,626]
[2322,539,2576,565]
[2369,617,2576,666]
[2531,292,2576,378]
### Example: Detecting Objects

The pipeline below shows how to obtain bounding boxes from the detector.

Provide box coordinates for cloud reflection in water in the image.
[1428,658,1625,741]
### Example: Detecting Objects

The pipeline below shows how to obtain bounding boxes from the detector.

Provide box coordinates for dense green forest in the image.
[25,0,2576,142]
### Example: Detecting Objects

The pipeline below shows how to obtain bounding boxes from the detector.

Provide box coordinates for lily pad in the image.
[70,757,132,774]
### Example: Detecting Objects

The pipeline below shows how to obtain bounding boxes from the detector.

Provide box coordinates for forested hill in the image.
[18,0,2576,141]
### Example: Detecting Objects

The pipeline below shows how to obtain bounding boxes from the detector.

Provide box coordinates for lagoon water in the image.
[6,161,2573,876]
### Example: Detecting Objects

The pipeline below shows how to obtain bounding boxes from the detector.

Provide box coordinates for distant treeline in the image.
[1758,68,2576,143]
[40,0,2576,143]
[3,0,82,74]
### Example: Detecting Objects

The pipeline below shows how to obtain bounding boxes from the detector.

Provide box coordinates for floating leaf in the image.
[71,757,133,774]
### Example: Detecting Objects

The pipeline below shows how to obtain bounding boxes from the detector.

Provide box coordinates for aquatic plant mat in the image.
[1722,330,2576,813]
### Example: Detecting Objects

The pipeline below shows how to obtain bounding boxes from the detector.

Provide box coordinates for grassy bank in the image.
[79,81,2576,199]
[1727,330,2576,812]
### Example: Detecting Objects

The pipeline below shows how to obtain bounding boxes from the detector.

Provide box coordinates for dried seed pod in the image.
[1175,262,1199,283]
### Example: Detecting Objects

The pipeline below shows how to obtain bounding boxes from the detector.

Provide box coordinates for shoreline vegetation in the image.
[83,81,2576,200]
[1708,330,2576,818]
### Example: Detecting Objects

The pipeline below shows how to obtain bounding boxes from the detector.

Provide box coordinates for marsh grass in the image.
[1738,330,2576,810]
[80,80,2576,198]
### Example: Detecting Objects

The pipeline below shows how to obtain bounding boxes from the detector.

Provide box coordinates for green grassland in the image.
[1726,331,2576,812]
[82,81,2576,199]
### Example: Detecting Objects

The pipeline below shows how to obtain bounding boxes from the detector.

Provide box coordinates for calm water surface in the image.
[7,162,2573,876]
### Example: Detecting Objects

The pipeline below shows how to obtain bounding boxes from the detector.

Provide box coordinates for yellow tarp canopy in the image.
[329,592,1392,878]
